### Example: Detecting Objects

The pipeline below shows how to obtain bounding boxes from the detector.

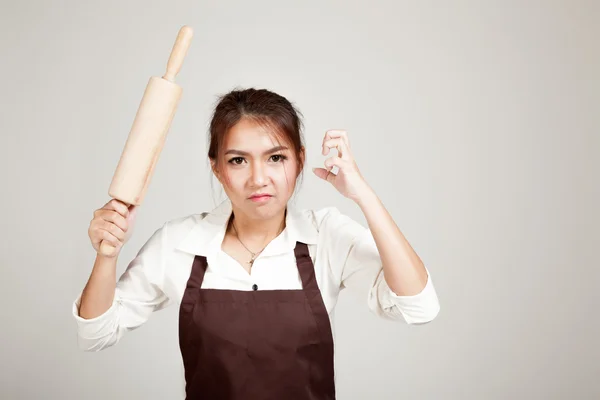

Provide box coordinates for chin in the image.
[245,198,284,216]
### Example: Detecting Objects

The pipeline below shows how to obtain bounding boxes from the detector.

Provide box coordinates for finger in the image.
[312,167,337,184]
[321,130,340,153]
[324,129,348,139]
[91,218,126,242]
[96,229,122,248]
[324,156,345,170]
[101,220,126,241]
[106,199,130,218]
[96,210,129,232]
[323,130,351,158]
[322,138,340,155]
[324,129,350,148]
[323,138,350,160]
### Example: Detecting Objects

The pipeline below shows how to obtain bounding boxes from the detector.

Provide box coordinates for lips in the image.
[249,194,272,199]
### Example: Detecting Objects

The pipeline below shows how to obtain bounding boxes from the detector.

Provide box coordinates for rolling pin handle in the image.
[163,25,194,82]
[99,241,119,257]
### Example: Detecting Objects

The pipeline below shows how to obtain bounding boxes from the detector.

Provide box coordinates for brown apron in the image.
[178,241,336,399]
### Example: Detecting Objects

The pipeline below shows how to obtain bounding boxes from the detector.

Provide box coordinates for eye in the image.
[228,157,245,165]
[270,154,287,163]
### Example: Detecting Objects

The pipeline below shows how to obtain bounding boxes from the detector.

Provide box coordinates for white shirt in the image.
[72,199,440,352]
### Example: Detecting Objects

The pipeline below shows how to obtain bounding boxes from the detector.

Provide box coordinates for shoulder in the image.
[164,212,208,231]
[159,212,209,244]
[138,212,208,251]
[294,205,368,240]
[296,205,372,266]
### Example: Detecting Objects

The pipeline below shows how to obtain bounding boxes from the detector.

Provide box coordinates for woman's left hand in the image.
[312,129,371,202]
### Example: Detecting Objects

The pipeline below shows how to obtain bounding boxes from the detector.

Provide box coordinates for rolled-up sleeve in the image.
[369,261,440,324]
[72,223,172,351]
[323,208,440,324]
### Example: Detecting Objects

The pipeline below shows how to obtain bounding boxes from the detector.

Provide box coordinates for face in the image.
[211,118,304,220]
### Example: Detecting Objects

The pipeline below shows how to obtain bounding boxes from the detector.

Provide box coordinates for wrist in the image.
[94,253,119,272]
[353,183,378,208]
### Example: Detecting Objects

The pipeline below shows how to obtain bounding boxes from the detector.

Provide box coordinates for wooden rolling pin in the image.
[100,25,193,257]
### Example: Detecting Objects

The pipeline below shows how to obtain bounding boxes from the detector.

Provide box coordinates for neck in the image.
[228,207,286,246]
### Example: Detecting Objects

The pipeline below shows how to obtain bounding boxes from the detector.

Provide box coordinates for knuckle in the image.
[110,200,123,212]
[113,225,122,238]
[102,220,113,232]
[95,222,103,234]
[113,216,122,230]
[107,209,116,219]
[109,210,120,222]
[113,221,125,238]
[105,231,118,245]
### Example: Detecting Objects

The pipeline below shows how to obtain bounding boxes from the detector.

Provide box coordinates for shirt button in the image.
[252,284,258,291]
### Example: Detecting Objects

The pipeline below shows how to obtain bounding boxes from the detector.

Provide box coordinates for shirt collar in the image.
[175,198,318,257]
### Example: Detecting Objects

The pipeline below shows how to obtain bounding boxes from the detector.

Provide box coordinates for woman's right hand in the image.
[88,199,138,258]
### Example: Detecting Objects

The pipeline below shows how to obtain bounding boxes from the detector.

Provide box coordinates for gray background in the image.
[1,0,598,399]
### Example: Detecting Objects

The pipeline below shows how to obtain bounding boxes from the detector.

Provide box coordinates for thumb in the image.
[313,167,333,183]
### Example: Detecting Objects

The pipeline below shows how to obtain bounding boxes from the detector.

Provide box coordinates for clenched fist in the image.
[88,199,138,258]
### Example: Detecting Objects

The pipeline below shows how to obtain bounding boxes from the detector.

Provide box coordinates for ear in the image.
[210,159,222,183]
[299,146,306,170]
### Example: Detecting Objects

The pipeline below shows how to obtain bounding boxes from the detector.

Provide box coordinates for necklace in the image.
[231,221,268,266]
[230,216,285,267]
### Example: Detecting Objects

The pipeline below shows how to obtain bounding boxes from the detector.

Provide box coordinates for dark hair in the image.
[207,88,306,198]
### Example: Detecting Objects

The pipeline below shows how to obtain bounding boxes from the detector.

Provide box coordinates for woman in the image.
[73,88,440,399]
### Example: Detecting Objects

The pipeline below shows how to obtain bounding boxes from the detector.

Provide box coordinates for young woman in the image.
[74,88,440,399]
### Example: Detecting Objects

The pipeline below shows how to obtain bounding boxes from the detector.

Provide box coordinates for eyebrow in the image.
[224,146,289,156]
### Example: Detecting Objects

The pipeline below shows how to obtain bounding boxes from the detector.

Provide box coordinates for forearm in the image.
[78,254,118,319]
[355,185,429,296]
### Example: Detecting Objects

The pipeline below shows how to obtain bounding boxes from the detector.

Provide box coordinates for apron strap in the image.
[187,254,208,290]
[295,242,335,353]
[294,241,319,291]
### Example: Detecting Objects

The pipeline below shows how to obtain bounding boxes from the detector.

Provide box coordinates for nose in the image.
[250,161,266,186]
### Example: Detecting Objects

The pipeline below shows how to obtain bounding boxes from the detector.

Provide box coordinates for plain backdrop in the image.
[1,1,598,399]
